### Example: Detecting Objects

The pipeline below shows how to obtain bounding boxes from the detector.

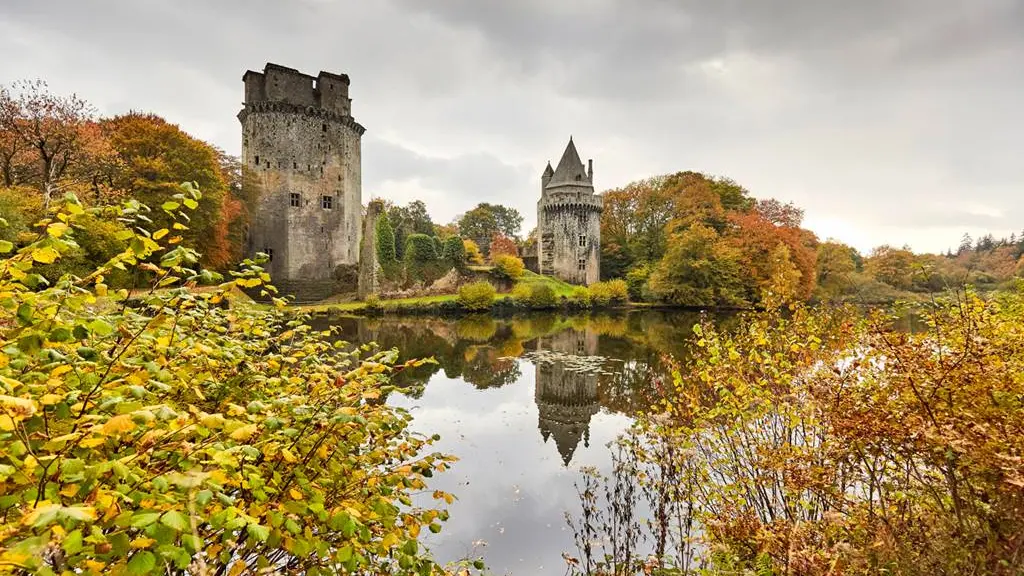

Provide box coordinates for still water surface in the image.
[317,310,731,575]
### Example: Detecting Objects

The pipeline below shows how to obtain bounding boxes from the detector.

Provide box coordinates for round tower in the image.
[536,138,603,285]
[238,63,366,301]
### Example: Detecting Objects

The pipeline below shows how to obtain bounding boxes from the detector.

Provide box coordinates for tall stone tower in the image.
[238,63,365,301]
[537,138,602,285]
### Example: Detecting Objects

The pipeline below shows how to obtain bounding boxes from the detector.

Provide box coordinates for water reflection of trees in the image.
[311,310,724,463]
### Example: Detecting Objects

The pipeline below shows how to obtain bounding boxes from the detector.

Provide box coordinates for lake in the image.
[313,310,735,575]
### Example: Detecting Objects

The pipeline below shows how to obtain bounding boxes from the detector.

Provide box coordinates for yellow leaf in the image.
[289,488,303,500]
[102,414,136,435]
[229,424,257,441]
[84,560,106,573]
[31,246,59,264]
[20,502,58,526]
[50,365,73,378]
[281,448,297,463]
[381,532,399,549]
[46,222,68,237]
[80,437,106,448]
[130,537,156,549]
[152,228,169,240]
[40,394,63,406]
[60,484,79,497]
[228,561,247,576]
[0,394,36,416]
[0,415,15,431]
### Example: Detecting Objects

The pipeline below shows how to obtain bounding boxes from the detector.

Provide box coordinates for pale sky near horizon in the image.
[2,0,1021,254]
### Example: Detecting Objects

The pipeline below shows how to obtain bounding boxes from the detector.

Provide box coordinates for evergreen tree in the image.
[375,210,396,265]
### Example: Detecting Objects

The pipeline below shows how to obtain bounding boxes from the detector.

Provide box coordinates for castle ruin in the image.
[238,63,365,301]
[537,138,602,285]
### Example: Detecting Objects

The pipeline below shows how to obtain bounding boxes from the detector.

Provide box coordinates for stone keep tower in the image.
[537,138,602,285]
[239,63,365,300]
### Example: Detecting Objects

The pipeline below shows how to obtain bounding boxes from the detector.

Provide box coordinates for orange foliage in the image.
[727,211,818,301]
[488,234,518,261]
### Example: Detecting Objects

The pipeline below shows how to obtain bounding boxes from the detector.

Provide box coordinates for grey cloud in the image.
[1,0,1022,253]
[365,137,534,225]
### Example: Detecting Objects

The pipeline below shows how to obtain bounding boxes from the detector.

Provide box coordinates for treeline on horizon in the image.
[3,78,1022,304]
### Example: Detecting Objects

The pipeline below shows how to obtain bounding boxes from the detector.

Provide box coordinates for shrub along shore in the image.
[302,276,639,317]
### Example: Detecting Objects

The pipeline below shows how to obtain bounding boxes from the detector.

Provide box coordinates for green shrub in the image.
[458,281,496,311]
[606,279,629,302]
[512,282,557,308]
[405,233,438,262]
[588,280,630,306]
[405,233,444,284]
[571,286,592,306]
[625,263,652,301]
[37,212,132,288]
[588,282,613,306]
[442,235,467,269]
[0,186,43,244]
[511,282,532,302]
[364,293,382,310]
[492,254,525,280]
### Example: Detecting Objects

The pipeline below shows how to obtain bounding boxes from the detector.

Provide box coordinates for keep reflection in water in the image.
[309,310,729,573]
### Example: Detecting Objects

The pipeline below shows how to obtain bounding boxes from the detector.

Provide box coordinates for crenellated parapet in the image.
[540,191,603,213]
[237,101,366,135]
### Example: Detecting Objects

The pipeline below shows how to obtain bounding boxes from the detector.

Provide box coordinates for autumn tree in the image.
[601,171,756,283]
[488,234,518,261]
[100,113,231,267]
[726,211,818,302]
[865,245,916,290]
[458,203,523,256]
[815,241,859,300]
[0,80,110,207]
[463,239,484,265]
[647,224,745,307]
[755,198,804,228]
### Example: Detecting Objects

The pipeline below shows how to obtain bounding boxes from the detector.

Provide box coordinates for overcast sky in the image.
[2,0,1021,253]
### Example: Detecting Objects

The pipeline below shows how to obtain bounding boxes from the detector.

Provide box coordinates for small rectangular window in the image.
[264,248,274,262]
[578,259,586,271]
[322,123,328,132]
[289,193,301,207]
[254,155,260,165]
[293,161,298,169]
[579,235,587,247]
[321,195,333,209]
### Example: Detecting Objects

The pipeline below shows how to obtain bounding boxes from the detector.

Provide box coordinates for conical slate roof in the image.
[542,162,554,179]
[547,137,590,188]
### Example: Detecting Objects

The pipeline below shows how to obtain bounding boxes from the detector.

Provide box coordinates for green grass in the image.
[514,270,578,297]
[301,293,459,313]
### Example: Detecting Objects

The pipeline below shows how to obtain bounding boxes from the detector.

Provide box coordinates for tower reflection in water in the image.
[532,328,601,466]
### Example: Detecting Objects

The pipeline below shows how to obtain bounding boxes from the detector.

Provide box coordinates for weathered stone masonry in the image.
[537,138,602,285]
[238,63,365,301]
